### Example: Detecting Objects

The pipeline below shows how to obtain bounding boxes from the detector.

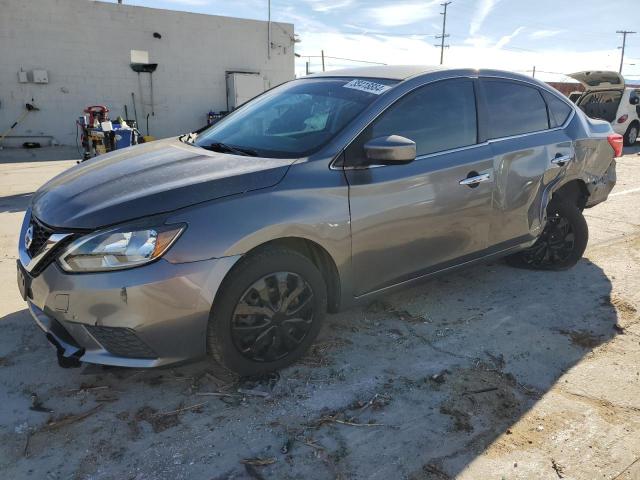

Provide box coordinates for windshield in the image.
[194,77,398,158]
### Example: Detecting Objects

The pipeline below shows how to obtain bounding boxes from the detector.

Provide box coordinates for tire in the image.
[624,122,639,146]
[506,200,588,271]
[207,247,327,376]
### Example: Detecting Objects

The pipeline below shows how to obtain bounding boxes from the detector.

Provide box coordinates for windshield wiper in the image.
[202,142,258,157]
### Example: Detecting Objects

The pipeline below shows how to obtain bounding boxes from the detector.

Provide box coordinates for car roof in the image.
[307,65,445,81]
[304,65,571,101]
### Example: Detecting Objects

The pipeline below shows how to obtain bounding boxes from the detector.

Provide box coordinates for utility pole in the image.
[267,0,271,59]
[306,61,310,75]
[532,65,536,78]
[617,30,636,74]
[321,50,325,71]
[435,2,451,65]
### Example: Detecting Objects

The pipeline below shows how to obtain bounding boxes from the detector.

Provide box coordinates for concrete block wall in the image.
[0,0,295,146]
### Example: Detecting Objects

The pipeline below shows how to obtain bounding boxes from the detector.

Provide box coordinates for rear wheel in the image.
[506,200,588,270]
[624,122,639,146]
[207,247,327,376]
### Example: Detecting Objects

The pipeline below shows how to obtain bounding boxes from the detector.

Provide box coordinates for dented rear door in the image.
[479,78,574,248]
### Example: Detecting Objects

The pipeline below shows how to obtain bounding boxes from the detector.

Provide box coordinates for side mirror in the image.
[630,96,640,106]
[364,135,416,164]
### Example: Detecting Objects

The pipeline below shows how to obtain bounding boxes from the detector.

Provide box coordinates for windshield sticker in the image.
[343,79,391,95]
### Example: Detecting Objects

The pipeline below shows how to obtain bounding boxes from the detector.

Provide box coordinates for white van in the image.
[569,71,640,145]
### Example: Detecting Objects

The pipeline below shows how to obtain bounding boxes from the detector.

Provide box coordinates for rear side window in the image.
[542,91,572,127]
[345,78,477,165]
[482,79,549,138]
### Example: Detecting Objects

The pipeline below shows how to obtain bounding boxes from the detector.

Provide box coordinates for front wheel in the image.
[207,247,327,376]
[506,200,588,270]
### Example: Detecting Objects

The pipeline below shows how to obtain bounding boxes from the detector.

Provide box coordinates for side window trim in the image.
[540,88,553,129]
[342,77,481,168]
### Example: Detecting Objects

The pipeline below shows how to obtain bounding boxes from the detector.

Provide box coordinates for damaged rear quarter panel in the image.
[550,113,617,208]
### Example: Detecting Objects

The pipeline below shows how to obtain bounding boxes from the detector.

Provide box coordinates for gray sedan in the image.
[17,66,619,375]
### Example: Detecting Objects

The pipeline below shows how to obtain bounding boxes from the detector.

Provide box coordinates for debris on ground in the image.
[135,406,180,433]
[153,402,206,417]
[349,393,391,411]
[41,404,104,432]
[66,384,110,395]
[439,405,473,433]
[429,369,450,385]
[419,462,452,480]
[29,393,52,413]
[237,388,270,398]
[556,329,603,349]
[551,458,565,478]
[241,457,276,466]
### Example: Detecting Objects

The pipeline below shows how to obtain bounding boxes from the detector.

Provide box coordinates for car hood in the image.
[31,138,296,229]
[568,71,625,91]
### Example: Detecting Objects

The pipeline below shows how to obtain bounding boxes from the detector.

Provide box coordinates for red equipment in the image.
[84,105,110,127]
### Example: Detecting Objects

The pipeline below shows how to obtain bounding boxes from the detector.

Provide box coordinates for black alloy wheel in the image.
[506,200,588,270]
[231,272,314,362]
[523,214,575,266]
[207,247,327,376]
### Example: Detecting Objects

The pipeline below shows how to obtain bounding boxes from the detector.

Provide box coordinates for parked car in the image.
[569,70,640,145]
[17,66,620,375]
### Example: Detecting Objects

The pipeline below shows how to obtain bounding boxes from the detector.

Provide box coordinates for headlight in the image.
[58,224,185,272]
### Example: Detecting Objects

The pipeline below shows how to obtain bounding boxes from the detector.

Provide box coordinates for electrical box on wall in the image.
[32,70,49,84]
[226,72,264,110]
[18,71,28,83]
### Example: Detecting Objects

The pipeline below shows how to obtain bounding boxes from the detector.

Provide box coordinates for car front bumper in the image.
[20,254,240,368]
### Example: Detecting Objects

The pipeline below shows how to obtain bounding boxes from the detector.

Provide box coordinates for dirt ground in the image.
[1,146,639,480]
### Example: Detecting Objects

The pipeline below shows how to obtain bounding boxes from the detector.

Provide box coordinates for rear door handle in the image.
[459,172,491,187]
[551,154,572,166]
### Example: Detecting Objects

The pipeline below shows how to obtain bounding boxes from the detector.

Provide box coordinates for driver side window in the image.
[345,78,478,167]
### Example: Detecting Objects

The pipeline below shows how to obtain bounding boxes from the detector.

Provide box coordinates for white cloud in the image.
[365,1,440,27]
[469,0,501,36]
[529,29,563,39]
[495,26,524,49]
[167,0,211,6]
[304,0,354,12]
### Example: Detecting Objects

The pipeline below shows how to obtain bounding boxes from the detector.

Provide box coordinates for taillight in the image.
[608,133,623,157]
[617,114,628,123]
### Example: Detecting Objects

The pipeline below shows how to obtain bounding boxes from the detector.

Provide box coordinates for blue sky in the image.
[104,0,640,81]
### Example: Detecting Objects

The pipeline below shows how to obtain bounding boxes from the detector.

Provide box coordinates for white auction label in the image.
[343,79,391,95]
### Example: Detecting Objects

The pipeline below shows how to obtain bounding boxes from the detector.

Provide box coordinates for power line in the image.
[296,54,386,65]
[435,2,452,65]
[617,30,636,74]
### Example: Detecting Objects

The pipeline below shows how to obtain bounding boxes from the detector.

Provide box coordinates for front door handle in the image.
[459,172,491,187]
[551,154,572,166]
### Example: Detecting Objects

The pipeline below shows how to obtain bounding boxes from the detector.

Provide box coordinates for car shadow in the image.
[623,143,640,156]
[0,253,621,479]
[0,192,33,214]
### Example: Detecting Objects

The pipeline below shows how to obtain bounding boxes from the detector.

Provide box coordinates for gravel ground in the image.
[1,146,639,480]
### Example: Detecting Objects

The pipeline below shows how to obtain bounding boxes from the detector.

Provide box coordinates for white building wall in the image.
[0,0,295,146]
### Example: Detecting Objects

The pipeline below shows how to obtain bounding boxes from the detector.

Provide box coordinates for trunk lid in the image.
[568,71,625,91]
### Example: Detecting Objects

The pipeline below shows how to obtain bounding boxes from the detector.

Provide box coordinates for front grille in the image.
[85,325,157,359]
[28,219,53,257]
